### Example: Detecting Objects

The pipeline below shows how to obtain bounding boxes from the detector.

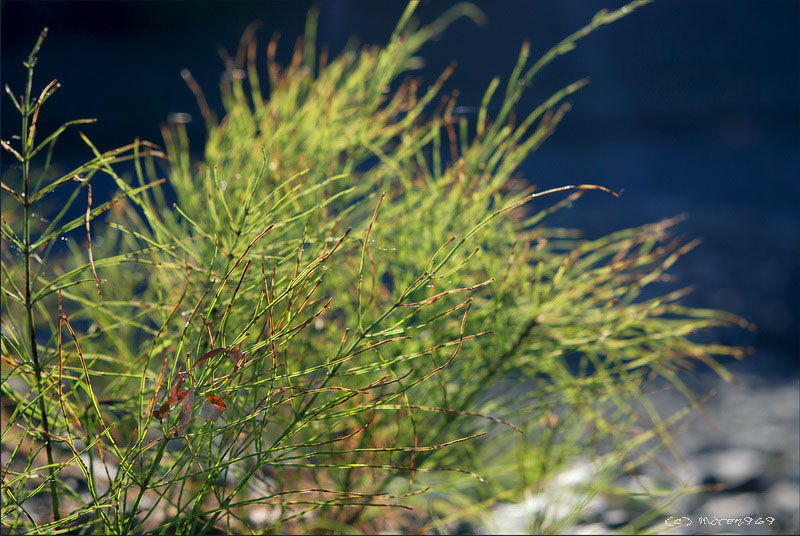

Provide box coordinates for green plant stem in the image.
[23,188,60,524]
[20,28,60,522]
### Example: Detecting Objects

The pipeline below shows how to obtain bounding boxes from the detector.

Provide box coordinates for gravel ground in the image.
[481,350,800,535]
[647,360,800,535]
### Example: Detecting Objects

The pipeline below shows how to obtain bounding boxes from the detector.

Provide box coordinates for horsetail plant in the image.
[1,2,749,534]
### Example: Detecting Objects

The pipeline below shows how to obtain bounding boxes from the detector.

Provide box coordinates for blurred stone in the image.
[482,460,599,534]
[572,522,613,534]
[685,447,767,492]
[603,509,632,528]
[248,506,280,528]
[716,449,765,483]
[765,480,800,519]
[700,492,760,519]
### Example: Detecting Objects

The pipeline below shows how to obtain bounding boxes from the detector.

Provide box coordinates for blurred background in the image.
[2,1,798,532]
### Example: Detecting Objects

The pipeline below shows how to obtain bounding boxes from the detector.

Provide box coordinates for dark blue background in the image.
[2,1,797,376]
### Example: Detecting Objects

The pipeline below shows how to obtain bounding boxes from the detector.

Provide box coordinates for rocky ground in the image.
[481,350,800,535]
[644,360,799,535]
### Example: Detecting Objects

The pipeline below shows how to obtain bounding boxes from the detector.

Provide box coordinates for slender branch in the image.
[19,27,61,522]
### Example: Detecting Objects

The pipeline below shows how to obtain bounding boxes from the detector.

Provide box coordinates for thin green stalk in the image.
[18,28,61,523]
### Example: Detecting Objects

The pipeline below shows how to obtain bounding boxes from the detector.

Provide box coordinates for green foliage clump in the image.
[1,2,747,534]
